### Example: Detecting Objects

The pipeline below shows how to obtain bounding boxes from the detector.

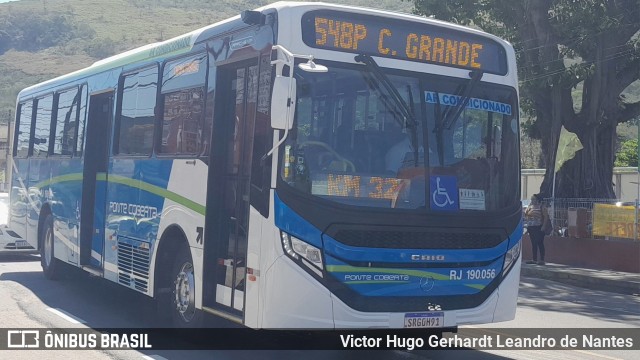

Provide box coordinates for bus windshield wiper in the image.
[359,72,406,125]
[431,71,483,166]
[356,54,422,168]
[433,92,445,166]
[439,70,483,131]
[355,54,417,129]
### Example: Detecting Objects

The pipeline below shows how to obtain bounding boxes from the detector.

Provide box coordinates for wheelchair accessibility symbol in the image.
[430,176,458,211]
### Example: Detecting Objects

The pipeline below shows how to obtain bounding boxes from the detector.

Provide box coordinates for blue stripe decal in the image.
[323,233,508,263]
[274,192,324,248]
[325,256,502,295]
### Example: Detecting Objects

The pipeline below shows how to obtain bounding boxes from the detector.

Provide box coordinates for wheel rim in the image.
[174,262,196,323]
[44,226,53,267]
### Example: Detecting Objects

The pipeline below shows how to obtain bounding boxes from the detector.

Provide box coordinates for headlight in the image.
[502,240,521,274]
[281,232,324,277]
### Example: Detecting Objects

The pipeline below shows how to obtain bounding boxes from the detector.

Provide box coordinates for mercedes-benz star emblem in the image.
[419,275,435,292]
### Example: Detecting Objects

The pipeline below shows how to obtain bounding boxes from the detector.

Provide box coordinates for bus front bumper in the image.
[261,255,521,329]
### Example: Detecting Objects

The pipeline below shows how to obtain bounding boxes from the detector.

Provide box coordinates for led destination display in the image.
[302,10,508,74]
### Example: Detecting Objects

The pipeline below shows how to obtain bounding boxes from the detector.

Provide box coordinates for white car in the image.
[0,192,37,254]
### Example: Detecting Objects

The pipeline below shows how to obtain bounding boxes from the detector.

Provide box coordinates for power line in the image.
[516,46,637,74]
[519,48,638,84]
[512,20,640,48]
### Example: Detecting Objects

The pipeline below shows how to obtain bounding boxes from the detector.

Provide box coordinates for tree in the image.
[411,0,640,198]
[615,138,638,167]
[0,10,86,53]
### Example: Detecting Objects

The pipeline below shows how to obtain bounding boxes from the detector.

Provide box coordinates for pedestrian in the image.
[524,194,549,265]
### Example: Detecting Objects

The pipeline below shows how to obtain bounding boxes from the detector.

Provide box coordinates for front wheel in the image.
[170,245,203,327]
[40,214,62,280]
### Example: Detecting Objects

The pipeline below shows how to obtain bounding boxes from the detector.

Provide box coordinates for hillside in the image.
[0,0,413,123]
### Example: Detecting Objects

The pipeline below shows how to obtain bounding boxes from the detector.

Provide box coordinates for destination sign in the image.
[301,10,508,75]
[311,173,407,200]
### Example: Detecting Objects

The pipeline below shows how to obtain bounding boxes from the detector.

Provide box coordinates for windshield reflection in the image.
[280,63,519,211]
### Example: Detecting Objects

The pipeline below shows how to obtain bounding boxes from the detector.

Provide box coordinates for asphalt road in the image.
[0,254,638,360]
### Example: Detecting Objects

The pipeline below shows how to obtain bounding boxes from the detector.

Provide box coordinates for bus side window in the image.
[33,94,54,157]
[160,87,205,155]
[14,101,33,158]
[159,53,207,156]
[52,87,80,156]
[115,66,158,156]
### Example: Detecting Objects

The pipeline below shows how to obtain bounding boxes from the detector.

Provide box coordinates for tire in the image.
[40,214,62,280]
[170,245,203,328]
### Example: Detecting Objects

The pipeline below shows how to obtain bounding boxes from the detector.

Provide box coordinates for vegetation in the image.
[615,138,638,167]
[411,0,640,199]
[0,10,90,53]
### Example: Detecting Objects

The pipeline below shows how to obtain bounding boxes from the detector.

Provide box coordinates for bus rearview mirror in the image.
[271,76,296,130]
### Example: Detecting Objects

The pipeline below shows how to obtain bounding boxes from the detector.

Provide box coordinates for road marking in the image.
[142,356,169,360]
[46,307,86,324]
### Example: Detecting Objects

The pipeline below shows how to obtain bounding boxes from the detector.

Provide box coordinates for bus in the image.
[7,1,522,329]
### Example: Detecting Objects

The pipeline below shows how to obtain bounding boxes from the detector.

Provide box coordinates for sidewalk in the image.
[520,262,640,296]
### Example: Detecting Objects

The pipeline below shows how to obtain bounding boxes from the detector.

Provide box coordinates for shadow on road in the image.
[0,254,40,263]
[517,276,639,324]
[0,267,159,327]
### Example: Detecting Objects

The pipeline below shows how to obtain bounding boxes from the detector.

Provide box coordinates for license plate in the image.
[15,240,30,248]
[404,312,444,328]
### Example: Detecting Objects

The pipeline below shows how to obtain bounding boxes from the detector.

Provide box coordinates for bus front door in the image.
[204,61,260,319]
[79,91,113,269]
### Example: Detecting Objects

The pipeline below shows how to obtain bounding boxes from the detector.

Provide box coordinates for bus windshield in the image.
[280,62,519,211]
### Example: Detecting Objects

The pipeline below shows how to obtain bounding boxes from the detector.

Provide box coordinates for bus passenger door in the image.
[204,60,260,318]
[79,91,113,268]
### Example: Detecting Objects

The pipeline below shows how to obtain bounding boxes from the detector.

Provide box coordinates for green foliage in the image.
[83,38,119,59]
[615,138,638,167]
[618,120,639,143]
[0,10,90,54]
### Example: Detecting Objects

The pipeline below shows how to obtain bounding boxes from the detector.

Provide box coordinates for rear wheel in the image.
[170,245,203,327]
[40,214,62,280]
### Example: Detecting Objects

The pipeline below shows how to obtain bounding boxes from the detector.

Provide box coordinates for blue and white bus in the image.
[8,1,521,328]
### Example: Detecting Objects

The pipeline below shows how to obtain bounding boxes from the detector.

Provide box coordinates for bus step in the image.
[201,306,243,325]
[81,266,104,277]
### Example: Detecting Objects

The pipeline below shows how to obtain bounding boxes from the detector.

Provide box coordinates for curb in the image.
[520,265,640,296]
